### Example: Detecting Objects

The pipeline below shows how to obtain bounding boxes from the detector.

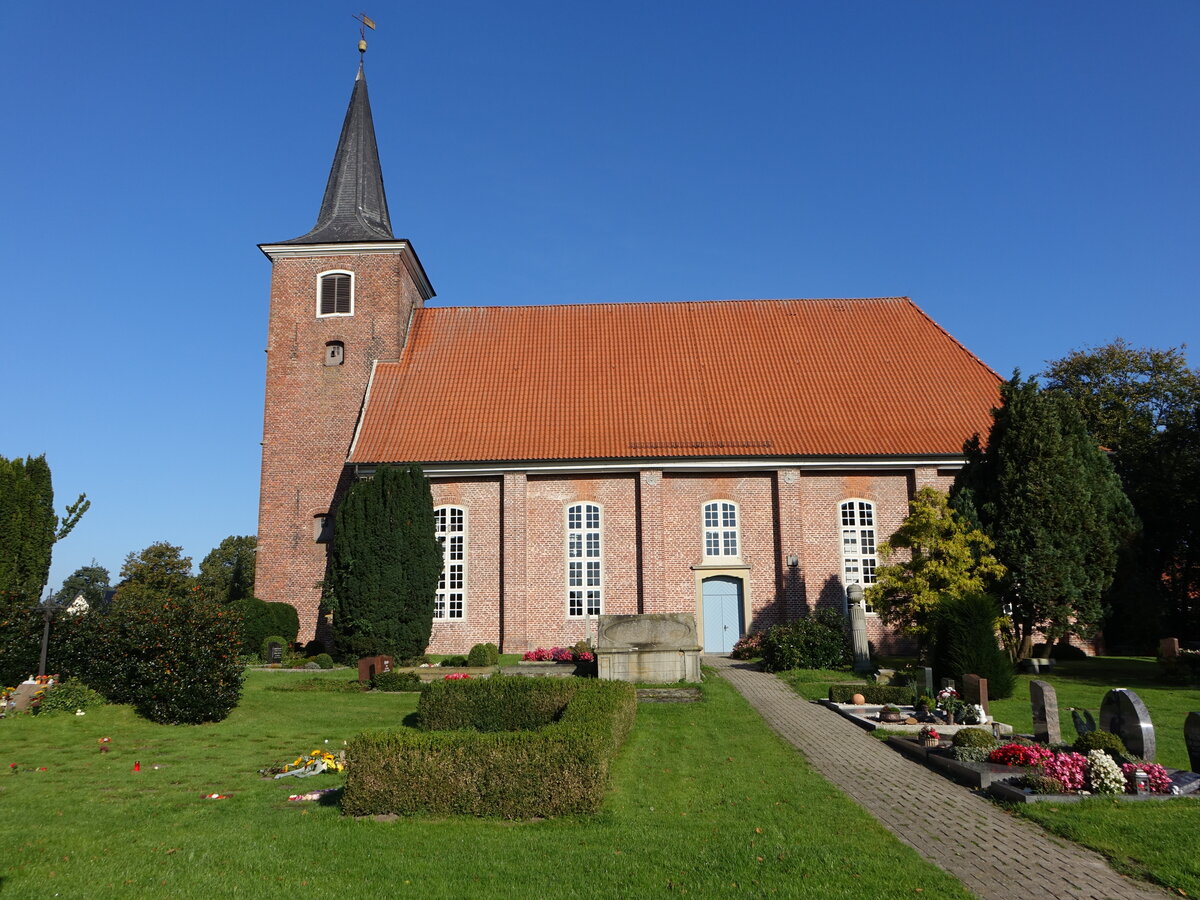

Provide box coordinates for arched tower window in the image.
[434,506,466,620]
[566,502,602,617]
[702,500,740,558]
[840,500,877,611]
[317,271,353,317]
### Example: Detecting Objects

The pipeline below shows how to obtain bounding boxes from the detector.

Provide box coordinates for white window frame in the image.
[434,505,466,620]
[702,500,740,560]
[566,502,602,617]
[839,499,877,613]
[316,270,354,318]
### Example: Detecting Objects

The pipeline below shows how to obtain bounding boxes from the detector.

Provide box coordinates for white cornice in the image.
[258,241,435,301]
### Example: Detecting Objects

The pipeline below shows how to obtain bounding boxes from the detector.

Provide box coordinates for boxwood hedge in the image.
[343,676,636,818]
[828,683,914,704]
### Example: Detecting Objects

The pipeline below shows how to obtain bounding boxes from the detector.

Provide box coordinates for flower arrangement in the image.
[1041,751,1087,791]
[918,725,940,746]
[443,673,471,680]
[522,647,595,663]
[1121,762,1172,794]
[988,743,1055,768]
[1086,750,1126,795]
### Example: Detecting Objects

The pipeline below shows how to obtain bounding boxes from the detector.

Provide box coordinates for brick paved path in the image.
[705,656,1169,900]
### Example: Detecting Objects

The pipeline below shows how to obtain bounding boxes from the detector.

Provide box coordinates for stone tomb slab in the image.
[596,613,701,683]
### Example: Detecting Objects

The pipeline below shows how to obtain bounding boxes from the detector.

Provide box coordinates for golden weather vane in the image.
[353,12,376,55]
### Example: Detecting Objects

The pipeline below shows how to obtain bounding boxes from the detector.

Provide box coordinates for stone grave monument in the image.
[357,655,393,682]
[1187,712,1200,774]
[596,613,701,683]
[1159,637,1180,658]
[1099,688,1156,761]
[1030,680,1061,744]
[847,583,873,674]
[962,673,990,719]
[267,641,283,664]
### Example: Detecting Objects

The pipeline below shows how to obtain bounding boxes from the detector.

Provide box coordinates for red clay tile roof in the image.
[348,297,1000,464]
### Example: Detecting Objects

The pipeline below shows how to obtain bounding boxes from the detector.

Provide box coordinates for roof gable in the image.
[349,297,999,465]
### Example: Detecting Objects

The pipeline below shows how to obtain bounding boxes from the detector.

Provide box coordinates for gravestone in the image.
[1099,688,1156,761]
[962,674,990,719]
[914,667,933,703]
[1186,711,1200,774]
[1159,637,1180,658]
[267,642,283,664]
[940,678,956,694]
[356,655,393,683]
[1030,680,1061,744]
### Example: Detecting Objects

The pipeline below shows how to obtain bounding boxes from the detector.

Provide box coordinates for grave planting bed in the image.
[820,699,1013,736]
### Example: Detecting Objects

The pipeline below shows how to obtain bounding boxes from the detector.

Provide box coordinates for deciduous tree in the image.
[113,541,194,605]
[196,535,256,603]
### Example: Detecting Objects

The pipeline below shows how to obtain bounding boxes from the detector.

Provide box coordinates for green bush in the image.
[951,727,996,749]
[930,592,1015,699]
[466,643,500,667]
[1032,641,1089,660]
[0,606,43,688]
[265,677,364,693]
[439,655,469,667]
[1022,774,1066,794]
[949,745,993,763]
[260,635,289,662]
[418,675,576,731]
[1073,730,1127,759]
[760,610,850,672]
[344,678,637,818]
[36,679,107,715]
[313,653,335,669]
[234,598,299,657]
[828,684,913,704]
[371,670,422,692]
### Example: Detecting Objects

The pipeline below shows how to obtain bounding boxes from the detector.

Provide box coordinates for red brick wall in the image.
[255,248,425,642]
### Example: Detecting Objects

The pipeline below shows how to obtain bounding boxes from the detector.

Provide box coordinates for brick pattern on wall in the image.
[255,249,424,642]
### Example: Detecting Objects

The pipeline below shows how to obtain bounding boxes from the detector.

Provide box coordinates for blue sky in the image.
[3,1,1197,595]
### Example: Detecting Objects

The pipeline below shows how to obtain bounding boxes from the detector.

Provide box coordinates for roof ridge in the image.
[418,297,912,312]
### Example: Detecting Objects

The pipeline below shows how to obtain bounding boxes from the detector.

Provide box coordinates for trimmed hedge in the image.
[828,684,914,704]
[371,670,422,692]
[343,677,636,818]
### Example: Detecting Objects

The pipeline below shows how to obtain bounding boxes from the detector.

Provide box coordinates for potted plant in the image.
[879,705,903,723]
[918,724,940,747]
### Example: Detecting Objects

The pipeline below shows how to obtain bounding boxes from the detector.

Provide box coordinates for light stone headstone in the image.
[1159,637,1180,659]
[962,673,990,718]
[1030,680,1061,744]
[1099,688,1156,762]
[1186,711,1200,774]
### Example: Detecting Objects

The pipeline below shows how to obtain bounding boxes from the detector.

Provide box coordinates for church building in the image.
[255,61,1001,655]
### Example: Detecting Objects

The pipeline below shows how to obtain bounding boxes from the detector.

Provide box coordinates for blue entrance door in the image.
[702,576,743,653]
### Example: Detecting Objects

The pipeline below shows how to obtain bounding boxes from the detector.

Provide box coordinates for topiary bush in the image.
[313,652,335,670]
[439,655,469,667]
[1073,730,1127,759]
[265,677,364,693]
[418,675,577,732]
[466,643,500,667]
[951,727,997,749]
[36,679,107,715]
[371,670,422,692]
[930,592,1015,699]
[760,610,850,672]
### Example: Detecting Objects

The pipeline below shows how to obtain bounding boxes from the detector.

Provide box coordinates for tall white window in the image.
[702,500,739,558]
[434,506,465,620]
[567,503,602,617]
[840,500,877,611]
[317,271,353,317]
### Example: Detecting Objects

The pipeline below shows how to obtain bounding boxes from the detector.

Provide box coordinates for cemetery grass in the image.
[0,670,970,899]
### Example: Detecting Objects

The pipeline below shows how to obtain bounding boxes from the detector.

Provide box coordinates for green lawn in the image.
[1,669,969,899]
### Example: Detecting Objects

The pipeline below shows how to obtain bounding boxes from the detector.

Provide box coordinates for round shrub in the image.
[951,727,997,749]
[730,631,765,660]
[759,610,850,672]
[466,643,499,667]
[260,635,288,662]
[1073,730,1127,759]
[439,655,469,667]
[37,679,107,715]
[371,670,422,692]
[313,653,335,670]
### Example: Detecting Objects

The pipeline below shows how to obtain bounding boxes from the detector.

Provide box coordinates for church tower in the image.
[256,59,433,642]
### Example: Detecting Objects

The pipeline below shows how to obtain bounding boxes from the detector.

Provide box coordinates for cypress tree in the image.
[325,464,442,662]
[952,375,1138,656]
[0,455,58,606]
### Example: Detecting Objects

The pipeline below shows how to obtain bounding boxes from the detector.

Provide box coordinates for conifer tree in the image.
[952,375,1137,656]
[325,464,442,662]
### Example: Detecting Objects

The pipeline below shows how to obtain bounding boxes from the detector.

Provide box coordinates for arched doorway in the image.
[702,575,744,653]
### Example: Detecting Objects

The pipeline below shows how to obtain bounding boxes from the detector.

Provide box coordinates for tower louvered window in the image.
[434,506,466,620]
[318,272,352,316]
[566,503,602,617]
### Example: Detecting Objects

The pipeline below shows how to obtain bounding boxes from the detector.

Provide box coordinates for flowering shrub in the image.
[1086,750,1126,795]
[988,743,1054,768]
[444,673,471,680]
[1121,762,1172,794]
[1041,752,1088,792]
[522,647,594,662]
[730,631,765,660]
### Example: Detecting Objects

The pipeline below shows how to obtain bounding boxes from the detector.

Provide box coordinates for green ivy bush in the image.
[344,678,636,818]
[759,610,850,672]
[235,598,299,658]
[950,745,994,763]
[0,606,43,688]
[36,679,107,715]
[827,684,913,704]
[371,670,422,692]
[466,643,500,667]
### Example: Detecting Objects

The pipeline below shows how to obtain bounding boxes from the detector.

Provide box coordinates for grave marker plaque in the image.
[357,655,394,683]
[1186,711,1200,774]
[1099,688,1156,762]
[1030,680,1061,744]
[267,642,283,664]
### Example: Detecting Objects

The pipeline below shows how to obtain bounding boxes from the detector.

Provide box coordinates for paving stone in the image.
[704,655,1169,900]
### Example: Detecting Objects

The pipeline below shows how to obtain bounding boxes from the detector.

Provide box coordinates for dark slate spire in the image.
[284,63,394,243]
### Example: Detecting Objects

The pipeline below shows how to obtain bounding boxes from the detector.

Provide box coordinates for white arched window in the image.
[702,500,739,558]
[317,270,354,317]
[566,503,602,617]
[434,506,466,619]
[840,500,877,611]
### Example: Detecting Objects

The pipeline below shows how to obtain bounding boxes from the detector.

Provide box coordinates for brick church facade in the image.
[255,62,1001,655]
